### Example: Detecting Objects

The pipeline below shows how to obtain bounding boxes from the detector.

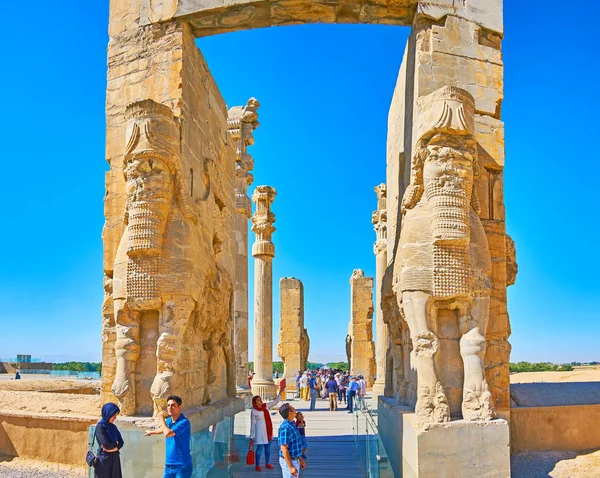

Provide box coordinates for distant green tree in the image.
[307,362,323,370]
[509,362,573,373]
[272,362,284,374]
[326,362,349,371]
[246,362,284,374]
[52,362,102,372]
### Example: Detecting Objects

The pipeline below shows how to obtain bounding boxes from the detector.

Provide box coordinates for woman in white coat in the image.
[250,393,281,471]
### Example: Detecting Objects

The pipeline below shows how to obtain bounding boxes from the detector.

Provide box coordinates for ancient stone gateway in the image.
[103,0,511,474]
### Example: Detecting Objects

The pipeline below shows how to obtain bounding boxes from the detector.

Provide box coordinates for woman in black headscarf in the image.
[94,403,124,478]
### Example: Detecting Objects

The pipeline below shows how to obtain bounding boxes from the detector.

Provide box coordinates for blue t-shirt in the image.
[165,414,192,466]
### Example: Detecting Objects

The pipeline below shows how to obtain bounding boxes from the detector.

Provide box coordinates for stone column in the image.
[372,184,388,398]
[228,99,259,392]
[348,269,375,387]
[251,186,277,399]
[277,278,309,394]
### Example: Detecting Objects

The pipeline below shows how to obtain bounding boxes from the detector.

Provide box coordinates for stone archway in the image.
[102,0,511,474]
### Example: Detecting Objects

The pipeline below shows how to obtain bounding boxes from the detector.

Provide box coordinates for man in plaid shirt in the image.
[278,403,306,477]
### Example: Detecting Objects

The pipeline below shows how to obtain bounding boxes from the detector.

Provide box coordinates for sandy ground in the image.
[0,455,87,478]
[0,378,101,417]
[511,366,600,384]
[0,390,100,417]
[0,378,100,392]
[512,449,600,478]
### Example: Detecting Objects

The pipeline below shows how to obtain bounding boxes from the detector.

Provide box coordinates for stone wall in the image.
[0,412,96,465]
[510,382,600,452]
[102,0,237,415]
[277,278,309,392]
[348,270,375,385]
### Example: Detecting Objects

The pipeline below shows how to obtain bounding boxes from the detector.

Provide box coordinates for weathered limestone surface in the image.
[372,184,388,398]
[174,0,418,36]
[251,186,277,399]
[383,0,516,429]
[348,269,375,386]
[277,278,309,393]
[121,0,505,38]
[378,398,509,478]
[395,85,496,428]
[102,0,237,416]
[228,98,259,390]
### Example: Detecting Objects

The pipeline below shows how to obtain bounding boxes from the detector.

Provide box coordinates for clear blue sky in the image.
[0,1,598,365]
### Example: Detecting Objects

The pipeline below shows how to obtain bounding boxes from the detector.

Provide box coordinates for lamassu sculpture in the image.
[396,86,493,429]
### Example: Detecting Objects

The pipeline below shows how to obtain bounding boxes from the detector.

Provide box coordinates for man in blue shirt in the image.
[278,403,306,478]
[346,377,360,413]
[308,374,317,411]
[145,395,193,478]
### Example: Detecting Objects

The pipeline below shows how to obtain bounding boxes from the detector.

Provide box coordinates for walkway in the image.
[232,394,367,477]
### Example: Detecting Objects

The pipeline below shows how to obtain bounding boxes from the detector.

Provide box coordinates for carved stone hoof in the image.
[416,382,450,429]
[462,380,494,421]
[112,377,130,398]
[433,382,451,423]
[151,372,173,400]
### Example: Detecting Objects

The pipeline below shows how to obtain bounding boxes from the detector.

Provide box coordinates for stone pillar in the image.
[228,99,260,392]
[380,2,512,475]
[277,278,309,394]
[348,269,375,386]
[251,186,277,399]
[372,184,388,398]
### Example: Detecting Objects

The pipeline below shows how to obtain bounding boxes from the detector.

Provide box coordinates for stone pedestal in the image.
[378,397,510,478]
[403,415,510,478]
[251,186,277,400]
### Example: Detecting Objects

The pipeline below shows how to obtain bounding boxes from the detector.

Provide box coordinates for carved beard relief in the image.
[125,157,174,257]
[423,141,475,299]
[124,157,175,305]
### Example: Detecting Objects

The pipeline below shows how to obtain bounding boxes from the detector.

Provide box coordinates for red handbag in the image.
[246,439,255,465]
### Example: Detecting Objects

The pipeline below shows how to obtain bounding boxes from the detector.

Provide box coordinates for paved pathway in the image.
[231,394,367,478]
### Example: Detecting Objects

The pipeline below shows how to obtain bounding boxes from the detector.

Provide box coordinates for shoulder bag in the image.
[86,429,98,467]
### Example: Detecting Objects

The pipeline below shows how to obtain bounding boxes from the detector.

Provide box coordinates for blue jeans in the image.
[164,464,193,478]
[255,443,271,466]
[279,456,300,478]
[346,390,356,412]
[309,389,317,411]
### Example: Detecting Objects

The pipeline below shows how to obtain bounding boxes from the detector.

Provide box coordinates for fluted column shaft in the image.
[251,185,277,399]
[372,184,388,398]
[228,98,259,391]
[234,211,250,389]
[253,257,273,384]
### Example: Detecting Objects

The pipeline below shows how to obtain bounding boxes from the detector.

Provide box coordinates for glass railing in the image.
[351,397,394,478]
[87,406,252,478]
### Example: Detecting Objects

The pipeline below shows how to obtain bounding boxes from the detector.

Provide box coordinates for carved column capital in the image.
[229,99,260,219]
[372,183,387,256]
[252,186,276,258]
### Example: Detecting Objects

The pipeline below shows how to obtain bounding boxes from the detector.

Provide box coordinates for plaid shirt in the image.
[278,419,303,458]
